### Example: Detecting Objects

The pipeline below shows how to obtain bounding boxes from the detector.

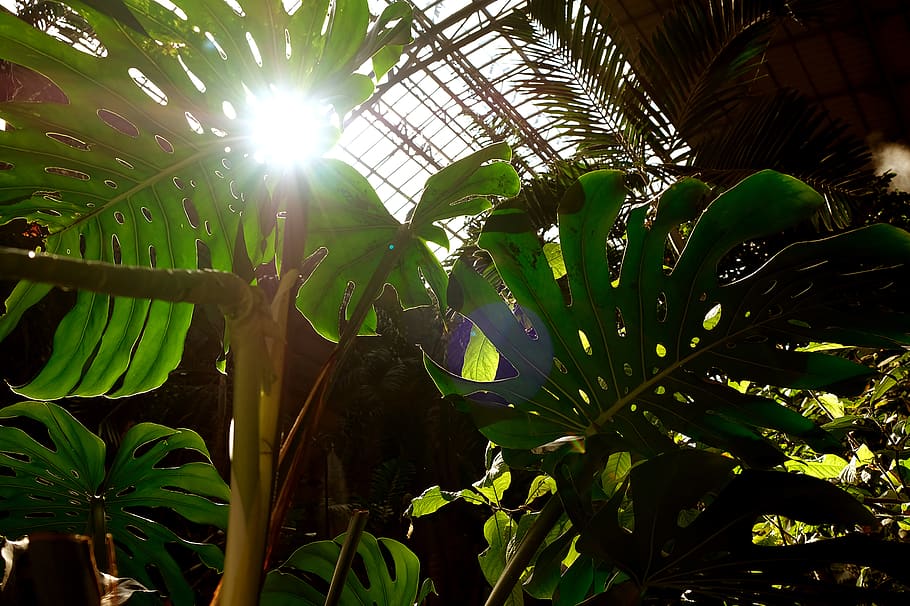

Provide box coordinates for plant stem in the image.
[484,495,564,606]
[324,510,370,606]
[268,233,406,552]
[0,246,253,313]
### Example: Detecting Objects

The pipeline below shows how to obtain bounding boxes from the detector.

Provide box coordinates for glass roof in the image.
[331,0,579,249]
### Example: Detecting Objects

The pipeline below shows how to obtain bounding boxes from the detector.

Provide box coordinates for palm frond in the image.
[673,90,878,228]
[498,0,664,167]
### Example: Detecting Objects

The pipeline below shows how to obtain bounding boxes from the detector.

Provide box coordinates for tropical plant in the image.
[260,530,434,606]
[499,0,886,228]
[416,169,910,604]
[0,1,521,604]
[0,400,228,604]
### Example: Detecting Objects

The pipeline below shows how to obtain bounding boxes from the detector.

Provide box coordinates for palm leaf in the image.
[675,90,879,229]
[498,0,661,167]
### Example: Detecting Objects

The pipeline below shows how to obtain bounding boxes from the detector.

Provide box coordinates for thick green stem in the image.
[484,495,564,606]
[324,510,370,606]
[0,246,252,313]
[0,245,275,606]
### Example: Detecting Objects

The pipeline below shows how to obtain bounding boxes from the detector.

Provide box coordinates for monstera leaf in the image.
[564,449,910,604]
[0,0,412,398]
[0,401,229,605]
[426,170,910,463]
[297,142,520,342]
[260,531,434,606]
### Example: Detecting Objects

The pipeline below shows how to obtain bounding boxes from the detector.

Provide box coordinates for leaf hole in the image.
[222,100,237,120]
[140,207,152,222]
[205,31,229,58]
[554,358,567,374]
[578,389,590,404]
[115,157,135,169]
[0,161,13,170]
[111,234,122,264]
[245,31,262,66]
[185,111,204,134]
[37,208,62,216]
[173,176,185,190]
[149,245,157,268]
[125,524,149,541]
[344,547,372,588]
[0,451,29,464]
[177,55,205,93]
[656,291,668,323]
[127,67,168,105]
[46,132,90,151]
[24,511,55,519]
[578,330,592,354]
[229,180,240,199]
[702,303,722,331]
[689,337,700,348]
[45,166,89,181]
[196,239,212,270]
[155,134,174,154]
[214,170,224,179]
[615,307,626,337]
[791,282,813,299]
[623,363,633,377]
[597,377,608,391]
[204,220,213,236]
[104,179,118,189]
[654,385,666,395]
[655,343,667,358]
[182,198,199,228]
[98,108,139,137]
[113,211,125,225]
[116,485,136,498]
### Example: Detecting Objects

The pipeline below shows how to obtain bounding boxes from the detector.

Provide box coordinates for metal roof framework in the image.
[332,0,910,249]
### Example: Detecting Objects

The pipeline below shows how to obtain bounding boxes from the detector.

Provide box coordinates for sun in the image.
[246,88,338,167]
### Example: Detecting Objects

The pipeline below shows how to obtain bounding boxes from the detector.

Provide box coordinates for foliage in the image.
[0,400,229,605]
[0,0,414,397]
[419,169,910,603]
[295,141,519,342]
[561,448,910,604]
[427,169,910,459]
[499,0,882,227]
[260,531,434,606]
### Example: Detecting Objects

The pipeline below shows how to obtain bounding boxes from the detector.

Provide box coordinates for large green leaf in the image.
[0,401,229,605]
[0,0,412,398]
[260,531,431,606]
[296,142,519,342]
[569,449,910,604]
[425,170,910,463]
